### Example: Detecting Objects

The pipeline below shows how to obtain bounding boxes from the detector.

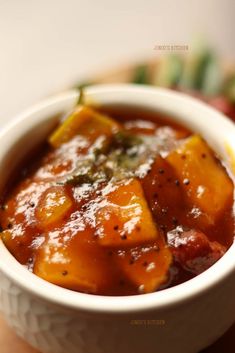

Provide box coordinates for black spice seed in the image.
[158,169,164,174]
[120,234,127,240]
[136,226,141,231]
[183,178,190,185]
[142,261,148,267]
[0,225,3,233]
[201,153,206,159]
[175,180,180,186]
[129,259,135,265]
[172,217,178,225]
[29,202,35,208]
[7,223,12,229]
[113,225,119,231]
[1,205,6,211]
[62,270,68,276]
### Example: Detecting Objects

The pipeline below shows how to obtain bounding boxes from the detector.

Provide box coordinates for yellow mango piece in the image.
[115,235,172,293]
[49,105,120,147]
[36,186,73,228]
[1,230,15,255]
[34,231,114,294]
[96,179,158,247]
[1,229,35,264]
[166,135,233,223]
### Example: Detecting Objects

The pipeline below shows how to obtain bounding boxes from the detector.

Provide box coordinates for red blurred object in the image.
[208,96,235,122]
[168,228,226,275]
[176,87,235,122]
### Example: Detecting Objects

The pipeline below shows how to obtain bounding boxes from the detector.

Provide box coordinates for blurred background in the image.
[0,0,234,123]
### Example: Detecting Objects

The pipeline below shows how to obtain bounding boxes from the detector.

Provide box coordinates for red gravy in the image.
[0,104,234,295]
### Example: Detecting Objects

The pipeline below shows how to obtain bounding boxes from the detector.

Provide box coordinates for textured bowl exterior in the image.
[0,85,235,353]
[0,268,235,353]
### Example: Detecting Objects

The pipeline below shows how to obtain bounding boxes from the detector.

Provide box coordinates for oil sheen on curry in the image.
[0,104,234,296]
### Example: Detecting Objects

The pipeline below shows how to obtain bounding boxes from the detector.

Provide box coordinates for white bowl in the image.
[0,84,235,353]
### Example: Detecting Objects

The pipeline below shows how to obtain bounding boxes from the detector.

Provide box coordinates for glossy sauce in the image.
[0,105,234,295]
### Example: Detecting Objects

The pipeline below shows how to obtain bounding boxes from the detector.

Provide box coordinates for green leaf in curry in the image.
[112,131,143,149]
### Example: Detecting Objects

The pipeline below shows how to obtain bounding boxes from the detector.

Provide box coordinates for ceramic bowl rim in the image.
[0,84,235,314]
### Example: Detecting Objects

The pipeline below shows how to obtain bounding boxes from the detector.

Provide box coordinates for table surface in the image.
[0,314,234,353]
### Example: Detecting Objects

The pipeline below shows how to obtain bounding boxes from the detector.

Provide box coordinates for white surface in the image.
[0,0,234,124]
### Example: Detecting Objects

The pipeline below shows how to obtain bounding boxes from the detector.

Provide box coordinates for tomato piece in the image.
[142,155,185,231]
[167,227,226,274]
